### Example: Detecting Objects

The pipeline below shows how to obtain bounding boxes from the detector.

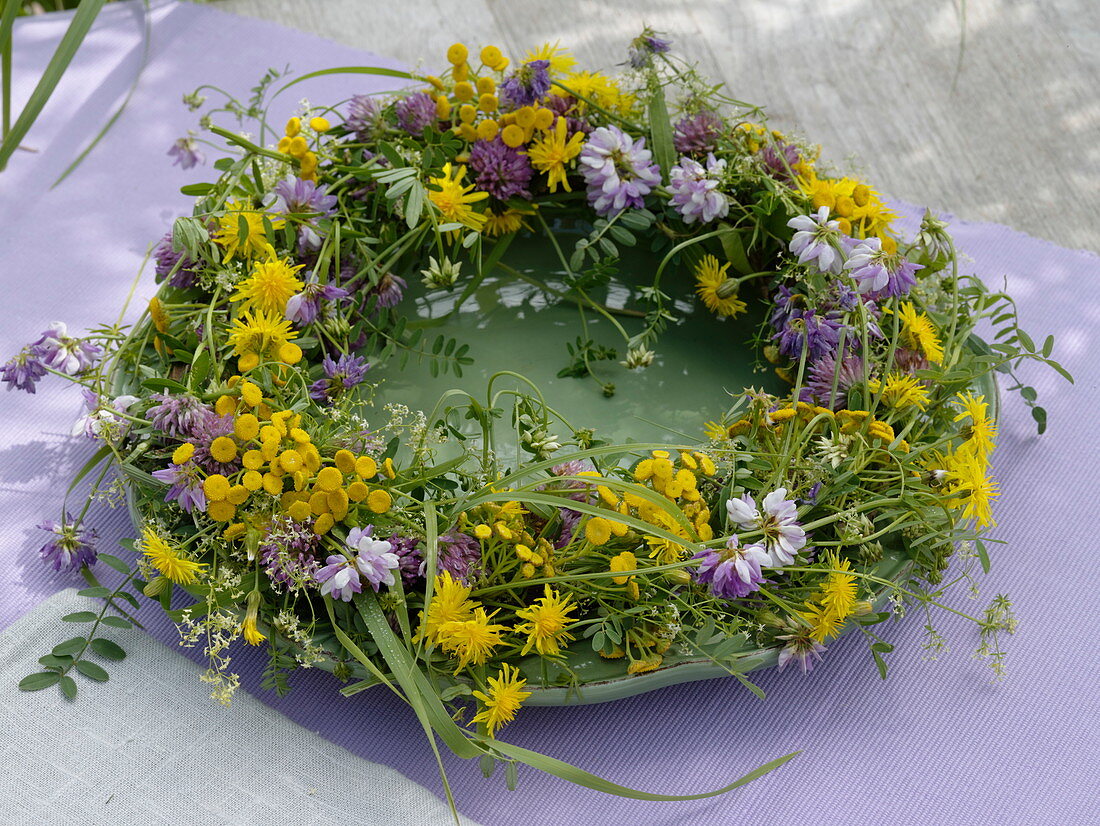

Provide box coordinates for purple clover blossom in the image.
[801,352,867,409]
[777,633,826,674]
[760,140,802,185]
[555,507,583,550]
[345,526,400,591]
[38,515,97,573]
[545,94,592,137]
[346,94,386,142]
[146,393,212,438]
[468,137,534,200]
[151,459,208,513]
[260,516,321,589]
[579,126,662,217]
[314,554,363,601]
[692,535,769,600]
[673,110,722,155]
[773,307,845,362]
[725,488,807,567]
[499,60,551,109]
[168,136,204,169]
[788,207,847,275]
[893,347,930,375]
[668,154,729,225]
[387,534,423,586]
[436,531,481,583]
[309,353,370,404]
[0,348,48,393]
[286,272,349,326]
[628,29,672,69]
[32,322,102,375]
[153,231,201,289]
[395,92,437,137]
[370,272,407,309]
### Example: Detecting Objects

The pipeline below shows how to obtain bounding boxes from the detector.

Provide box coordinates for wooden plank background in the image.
[218,0,1099,253]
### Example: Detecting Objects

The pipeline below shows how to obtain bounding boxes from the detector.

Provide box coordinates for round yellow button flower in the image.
[367,488,393,513]
[210,436,237,463]
[446,42,468,65]
[203,474,231,501]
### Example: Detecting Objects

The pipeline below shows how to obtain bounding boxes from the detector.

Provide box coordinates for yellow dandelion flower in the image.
[227,309,298,358]
[414,571,476,645]
[555,70,628,113]
[471,663,531,738]
[953,391,997,461]
[527,116,585,193]
[428,163,489,233]
[230,256,305,315]
[818,554,858,623]
[898,302,944,364]
[213,200,283,262]
[483,208,531,238]
[515,584,578,657]
[694,255,746,318]
[944,450,999,528]
[869,372,930,410]
[523,41,576,75]
[140,527,206,585]
[802,601,843,643]
[437,607,508,672]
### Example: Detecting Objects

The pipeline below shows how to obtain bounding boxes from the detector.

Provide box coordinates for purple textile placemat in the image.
[2,3,1097,824]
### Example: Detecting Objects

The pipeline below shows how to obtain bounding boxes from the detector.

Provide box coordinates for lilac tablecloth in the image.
[2,3,1097,824]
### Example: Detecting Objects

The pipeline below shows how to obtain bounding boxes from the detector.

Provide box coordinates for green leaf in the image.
[90,639,126,661]
[19,672,61,692]
[0,0,109,171]
[1031,405,1048,435]
[180,183,216,196]
[99,616,132,629]
[646,84,675,183]
[38,654,73,670]
[718,225,754,275]
[52,637,87,657]
[75,661,109,682]
[59,675,78,700]
[77,586,112,599]
[140,377,189,394]
[62,612,97,623]
[872,650,889,680]
[975,539,991,575]
[97,553,130,575]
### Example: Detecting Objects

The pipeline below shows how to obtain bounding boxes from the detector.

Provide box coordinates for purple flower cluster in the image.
[673,110,722,155]
[370,272,407,309]
[189,412,238,475]
[499,60,551,109]
[726,488,807,567]
[153,231,201,289]
[579,126,661,216]
[270,176,339,251]
[286,272,349,326]
[437,531,481,583]
[146,393,211,438]
[314,526,400,600]
[692,536,769,599]
[627,29,672,69]
[309,353,370,404]
[167,136,204,169]
[39,515,97,573]
[346,94,386,141]
[773,306,845,362]
[387,534,423,586]
[72,389,139,440]
[800,352,866,409]
[668,154,729,225]
[468,137,534,200]
[395,92,437,137]
[844,237,922,299]
[260,516,321,588]
[760,140,802,185]
[1,322,102,394]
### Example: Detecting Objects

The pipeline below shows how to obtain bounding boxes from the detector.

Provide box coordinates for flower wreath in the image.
[10,31,1068,812]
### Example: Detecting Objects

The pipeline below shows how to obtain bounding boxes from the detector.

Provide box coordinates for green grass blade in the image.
[0,0,109,172]
[51,0,150,187]
[1,0,20,139]
[272,65,415,100]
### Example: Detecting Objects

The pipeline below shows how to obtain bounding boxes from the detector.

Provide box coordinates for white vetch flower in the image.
[787,206,846,274]
[725,487,807,567]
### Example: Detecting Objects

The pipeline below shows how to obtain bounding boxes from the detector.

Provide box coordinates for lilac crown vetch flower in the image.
[346,526,400,591]
[668,154,729,225]
[314,554,363,601]
[725,488,807,567]
[38,515,98,573]
[788,207,847,274]
[579,125,662,217]
[692,535,769,599]
[32,322,102,375]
